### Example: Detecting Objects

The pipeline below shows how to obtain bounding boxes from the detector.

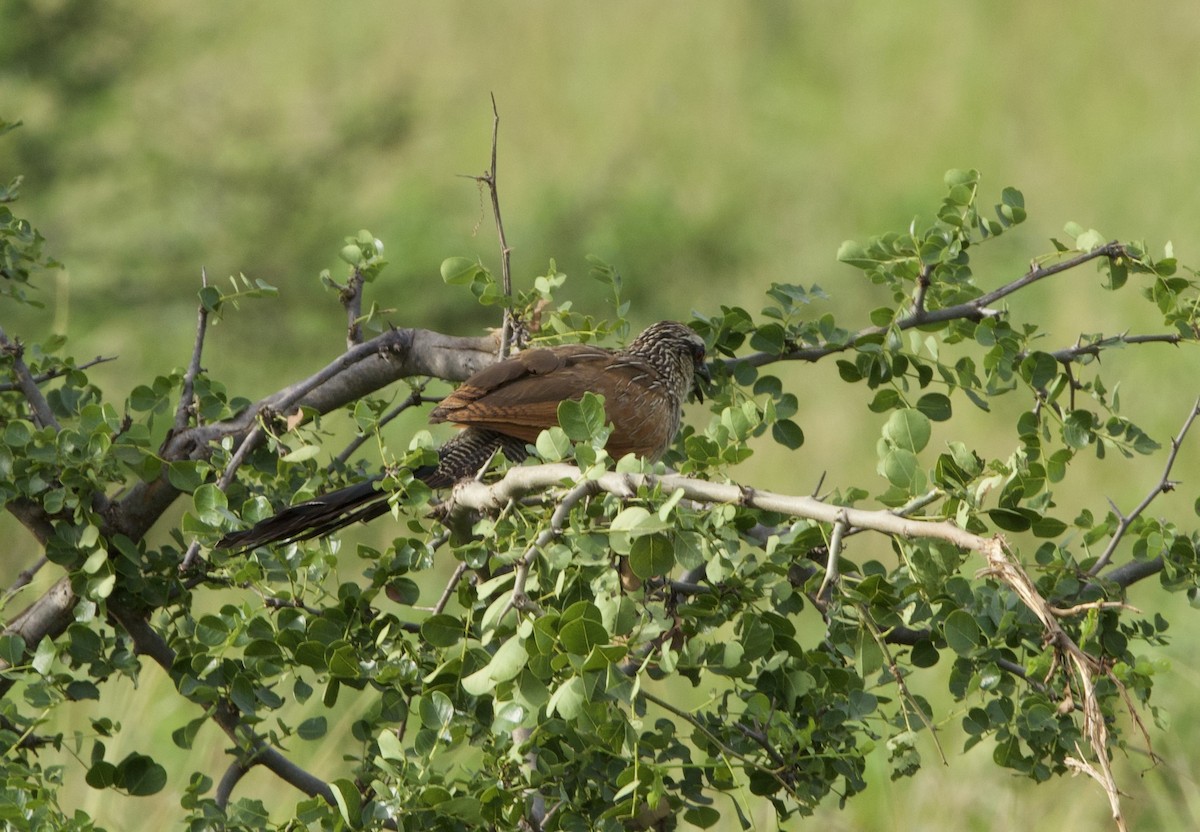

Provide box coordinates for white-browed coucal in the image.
[218,321,709,549]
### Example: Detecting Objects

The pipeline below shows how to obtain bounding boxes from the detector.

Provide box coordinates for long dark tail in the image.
[217,429,528,550]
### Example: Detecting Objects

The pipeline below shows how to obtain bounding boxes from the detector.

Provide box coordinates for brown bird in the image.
[218,321,709,549]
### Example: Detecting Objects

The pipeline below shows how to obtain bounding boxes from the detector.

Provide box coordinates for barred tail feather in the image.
[217,428,529,550]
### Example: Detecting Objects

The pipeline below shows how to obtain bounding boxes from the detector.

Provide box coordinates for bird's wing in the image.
[429,345,671,455]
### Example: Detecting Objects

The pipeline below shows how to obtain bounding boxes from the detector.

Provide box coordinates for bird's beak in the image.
[692,361,712,402]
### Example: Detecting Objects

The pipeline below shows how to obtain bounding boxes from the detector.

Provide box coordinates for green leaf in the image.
[171,717,205,750]
[440,256,481,285]
[837,359,863,383]
[869,306,895,327]
[419,691,454,731]
[547,676,586,719]
[535,426,572,461]
[1031,516,1068,538]
[1019,351,1059,389]
[915,393,952,422]
[194,614,230,647]
[420,614,463,648]
[1062,411,1095,449]
[198,285,221,312]
[881,449,921,490]
[771,418,805,449]
[837,240,876,270]
[437,797,484,824]
[944,168,980,188]
[329,778,361,827]
[280,444,322,463]
[297,717,327,740]
[629,533,675,579]
[192,484,228,526]
[327,644,360,679]
[386,577,420,606]
[749,323,787,354]
[559,616,609,655]
[997,187,1026,225]
[1046,449,1073,483]
[987,507,1034,532]
[883,409,931,453]
[167,461,205,493]
[1106,258,1128,290]
[86,761,117,789]
[129,384,168,413]
[0,633,26,665]
[609,506,671,555]
[558,393,608,442]
[868,389,902,413]
[31,637,56,675]
[943,610,983,656]
[684,806,722,828]
[3,420,32,448]
[1075,228,1107,252]
[114,752,167,796]
[911,639,940,668]
[462,638,529,696]
[378,729,404,761]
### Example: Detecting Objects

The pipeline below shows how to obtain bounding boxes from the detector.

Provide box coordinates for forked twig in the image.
[1088,396,1200,575]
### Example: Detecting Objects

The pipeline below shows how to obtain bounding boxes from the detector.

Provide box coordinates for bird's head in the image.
[629,321,712,398]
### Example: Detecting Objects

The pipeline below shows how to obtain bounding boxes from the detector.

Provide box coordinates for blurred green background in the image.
[4,2,1200,829]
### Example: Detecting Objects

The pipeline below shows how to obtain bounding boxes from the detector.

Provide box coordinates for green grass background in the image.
[3,2,1200,829]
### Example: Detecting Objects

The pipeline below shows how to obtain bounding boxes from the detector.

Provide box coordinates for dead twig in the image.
[468,94,516,360]
[174,268,211,434]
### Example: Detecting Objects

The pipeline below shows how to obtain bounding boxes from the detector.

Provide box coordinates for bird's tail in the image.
[216,428,529,551]
[216,477,392,551]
